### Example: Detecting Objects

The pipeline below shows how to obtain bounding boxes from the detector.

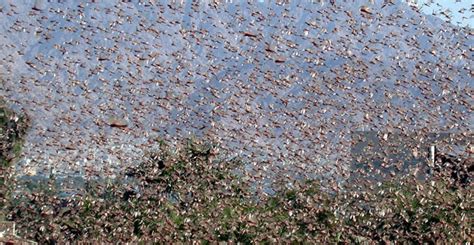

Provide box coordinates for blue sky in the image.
[253,0,472,28]
[417,0,473,27]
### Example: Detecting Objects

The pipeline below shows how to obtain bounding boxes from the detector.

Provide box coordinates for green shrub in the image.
[1,99,29,220]
[5,140,472,243]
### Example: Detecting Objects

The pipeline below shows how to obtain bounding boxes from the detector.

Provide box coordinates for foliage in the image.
[5,140,472,243]
[0,99,29,220]
[0,100,29,168]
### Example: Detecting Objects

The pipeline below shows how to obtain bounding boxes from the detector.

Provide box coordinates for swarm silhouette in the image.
[0,0,472,243]
[0,0,471,180]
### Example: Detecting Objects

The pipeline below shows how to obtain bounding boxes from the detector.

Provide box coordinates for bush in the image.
[5,139,472,243]
[1,99,29,220]
[0,100,29,168]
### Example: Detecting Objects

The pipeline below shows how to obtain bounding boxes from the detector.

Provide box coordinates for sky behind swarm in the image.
[417,0,473,27]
